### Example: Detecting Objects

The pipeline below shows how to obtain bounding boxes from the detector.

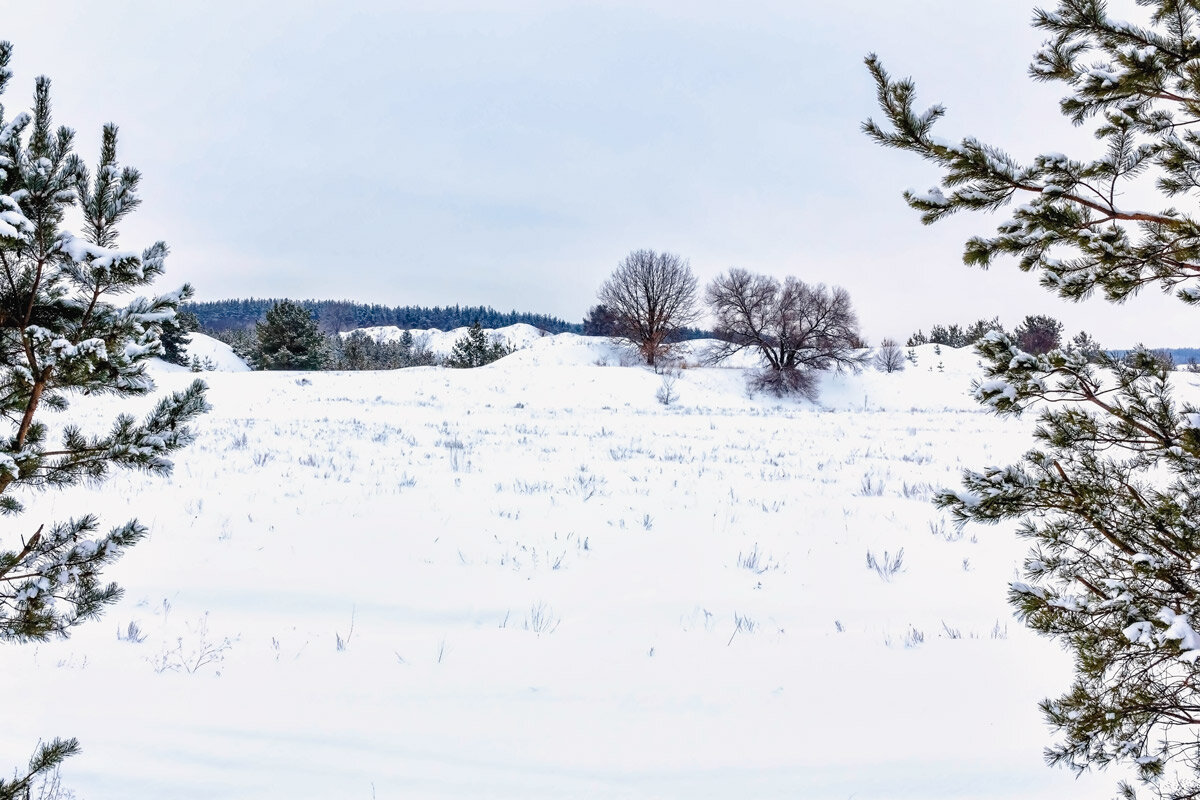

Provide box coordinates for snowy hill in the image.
[350,322,551,356]
[152,331,251,373]
[347,326,984,412]
[12,337,1184,799]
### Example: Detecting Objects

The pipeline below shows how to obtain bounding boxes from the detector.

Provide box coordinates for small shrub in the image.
[859,473,886,497]
[903,626,925,648]
[523,602,560,636]
[727,612,758,645]
[117,621,147,644]
[656,370,680,406]
[149,614,234,675]
[866,548,905,581]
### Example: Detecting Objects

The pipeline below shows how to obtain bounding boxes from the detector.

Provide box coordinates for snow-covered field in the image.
[14,330,1175,798]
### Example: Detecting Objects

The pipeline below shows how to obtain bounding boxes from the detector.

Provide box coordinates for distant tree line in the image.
[907,314,1102,357]
[185,298,584,335]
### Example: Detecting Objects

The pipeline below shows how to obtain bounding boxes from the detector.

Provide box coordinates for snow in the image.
[9,334,1143,798]
[352,322,550,355]
[151,332,251,373]
[1122,621,1154,645]
[974,379,1018,405]
[58,232,138,271]
[1157,608,1200,654]
[0,192,33,239]
[907,187,950,207]
[1087,67,1122,88]
[0,112,30,147]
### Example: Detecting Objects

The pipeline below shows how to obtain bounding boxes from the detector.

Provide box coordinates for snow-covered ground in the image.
[12,331,1174,798]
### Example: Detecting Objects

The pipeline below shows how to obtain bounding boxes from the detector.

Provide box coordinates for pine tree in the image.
[1071,330,1104,362]
[334,329,436,370]
[928,323,968,348]
[160,308,199,366]
[1014,313,1065,355]
[0,42,208,797]
[337,329,372,370]
[398,329,415,354]
[867,3,1200,797]
[582,304,619,336]
[963,316,1007,345]
[446,321,512,369]
[396,330,437,368]
[253,300,329,370]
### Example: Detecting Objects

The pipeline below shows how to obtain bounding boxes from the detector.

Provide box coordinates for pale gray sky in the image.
[5,1,1192,346]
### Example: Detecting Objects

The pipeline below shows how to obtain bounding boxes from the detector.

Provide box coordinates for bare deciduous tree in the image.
[705,268,866,398]
[874,338,905,373]
[598,250,699,366]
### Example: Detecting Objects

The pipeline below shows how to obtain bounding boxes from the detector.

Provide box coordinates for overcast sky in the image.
[4,1,1191,347]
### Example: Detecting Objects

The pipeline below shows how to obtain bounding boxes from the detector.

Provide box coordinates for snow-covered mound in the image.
[151,332,251,373]
[343,328,984,412]
[435,331,982,412]
[350,322,551,356]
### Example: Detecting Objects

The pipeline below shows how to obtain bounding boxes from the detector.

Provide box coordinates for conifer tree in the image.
[928,322,969,348]
[867,3,1200,797]
[0,42,209,797]
[253,299,329,370]
[582,304,619,336]
[398,329,416,355]
[334,329,436,370]
[159,308,199,366]
[1071,330,1104,362]
[963,316,1007,345]
[446,321,513,369]
[1014,313,1065,355]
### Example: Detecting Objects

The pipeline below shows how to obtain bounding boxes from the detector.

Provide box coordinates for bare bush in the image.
[148,614,234,675]
[598,249,699,367]
[656,368,680,405]
[705,268,866,397]
[874,338,905,373]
